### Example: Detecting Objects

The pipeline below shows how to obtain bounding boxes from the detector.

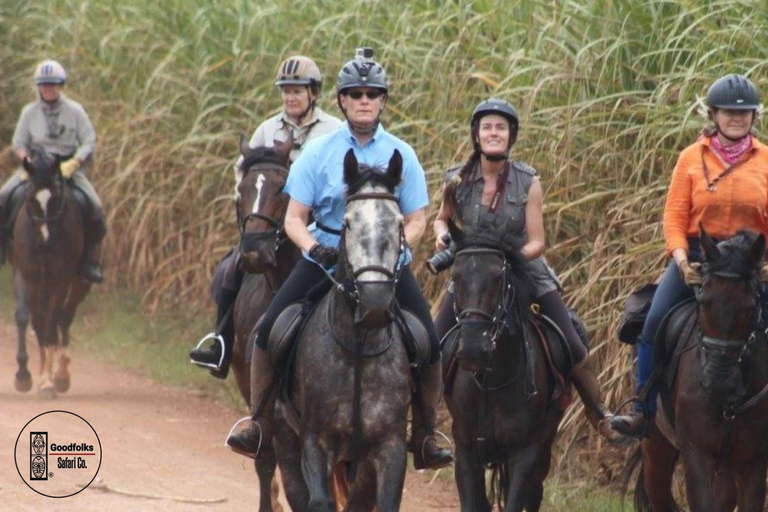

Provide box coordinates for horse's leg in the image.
[503,444,540,512]
[734,459,767,512]
[640,424,679,512]
[454,443,491,512]
[373,439,407,512]
[680,448,735,512]
[254,444,279,512]
[302,433,334,512]
[274,415,309,511]
[13,270,32,391]
[54,280,86,393]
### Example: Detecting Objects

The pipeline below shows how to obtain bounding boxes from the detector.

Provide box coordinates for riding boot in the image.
[226,346,277,459]
[610,408,648,438]
[571,357,618,440]
[81,240,104,283]
[410,360,454,470]
[189,287,238,379]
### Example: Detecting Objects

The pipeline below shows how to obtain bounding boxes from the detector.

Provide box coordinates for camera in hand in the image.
[427,234,455,274]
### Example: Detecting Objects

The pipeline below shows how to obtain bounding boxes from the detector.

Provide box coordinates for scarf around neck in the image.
[710,134,752,165]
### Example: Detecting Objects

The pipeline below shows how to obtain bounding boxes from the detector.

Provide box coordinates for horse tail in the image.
[620,445,682,512]
[489,462,509,510]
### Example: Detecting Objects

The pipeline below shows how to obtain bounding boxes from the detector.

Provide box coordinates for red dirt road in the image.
[0,321,459,511]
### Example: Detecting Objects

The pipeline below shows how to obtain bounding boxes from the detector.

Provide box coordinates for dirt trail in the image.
[0,319,459,511]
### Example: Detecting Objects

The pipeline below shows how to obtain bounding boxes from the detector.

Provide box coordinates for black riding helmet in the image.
[336,48,388,134]
[470,98,519,160]
[706,74,760,110]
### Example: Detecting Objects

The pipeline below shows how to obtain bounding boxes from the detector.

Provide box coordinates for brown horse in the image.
[12,147,91,397]
[443,223,564,512]
[632,229,768,512]
[226,137,300,512]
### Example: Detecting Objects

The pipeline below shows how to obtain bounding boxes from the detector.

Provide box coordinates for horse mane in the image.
[240,146,289,171]
[705,230,762,279]
[455,230,535,320]
[346,163,399,195]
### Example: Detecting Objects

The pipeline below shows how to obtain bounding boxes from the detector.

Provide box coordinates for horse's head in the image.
[698,226,765,408]
[449,221,534,373]
[338,149,403,329]
[22,146,67,245]
[236,136,291,272]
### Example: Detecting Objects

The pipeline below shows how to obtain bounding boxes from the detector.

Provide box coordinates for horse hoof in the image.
[38,386,57,400]
[15,374,32,393]
[54,376,71,393]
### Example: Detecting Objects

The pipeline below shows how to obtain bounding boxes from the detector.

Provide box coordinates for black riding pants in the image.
[434,288,587,364]
[255,259,440,364]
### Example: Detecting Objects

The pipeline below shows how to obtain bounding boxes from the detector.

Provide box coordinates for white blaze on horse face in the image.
[35,189,52,241]
[251,174,266,214]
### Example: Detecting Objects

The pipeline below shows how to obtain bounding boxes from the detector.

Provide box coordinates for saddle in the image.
[652,297,698,429]
[441,311,574,409]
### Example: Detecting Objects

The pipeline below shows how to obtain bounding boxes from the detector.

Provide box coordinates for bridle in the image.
[335,190,405,302]
[697,264,768,417]
[236,162,289,251]
[454,247,515,353]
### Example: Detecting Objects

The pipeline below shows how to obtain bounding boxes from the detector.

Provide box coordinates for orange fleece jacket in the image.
[663,136,768,256]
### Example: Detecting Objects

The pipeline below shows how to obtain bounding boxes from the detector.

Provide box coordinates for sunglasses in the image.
[346,90,383,100]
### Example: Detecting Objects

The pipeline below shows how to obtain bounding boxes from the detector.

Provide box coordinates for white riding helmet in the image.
[34,60,67,85]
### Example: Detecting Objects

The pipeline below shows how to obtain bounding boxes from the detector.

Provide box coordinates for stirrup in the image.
[418,430,454,469]
[189,332,226,370]
[225,416,263,459]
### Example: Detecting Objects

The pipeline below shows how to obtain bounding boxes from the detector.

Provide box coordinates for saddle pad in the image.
[532,314,574,409]
[653,298,698,391]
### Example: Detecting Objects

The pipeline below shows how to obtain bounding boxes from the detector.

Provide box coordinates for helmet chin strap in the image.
[349,120,378,135]
[713,110,755,143]
[482,151,508,162]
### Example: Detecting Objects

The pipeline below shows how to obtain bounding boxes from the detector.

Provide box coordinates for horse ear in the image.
[239,134,252,157]
[700,223,720,261]
[750,233,766,267]
[273,133,293,162]
[22,155,33,174]
[448,218,464,245]
[386,149,403,187]
[343,149,359,185]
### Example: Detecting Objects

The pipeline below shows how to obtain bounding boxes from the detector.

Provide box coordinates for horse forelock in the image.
[240,147,289,172]
[347,163,399,196]
[706,231,762,280]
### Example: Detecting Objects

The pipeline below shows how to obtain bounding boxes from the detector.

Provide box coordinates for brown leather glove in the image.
[760,263,768,283]
[678,260,702,286]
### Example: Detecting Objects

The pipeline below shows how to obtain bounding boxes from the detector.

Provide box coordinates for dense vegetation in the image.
[1,0,767,468]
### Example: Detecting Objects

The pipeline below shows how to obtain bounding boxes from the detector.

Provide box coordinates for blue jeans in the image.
[636,251,699,414]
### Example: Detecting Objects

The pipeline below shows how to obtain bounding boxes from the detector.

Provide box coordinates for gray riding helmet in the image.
[336,47,388,94]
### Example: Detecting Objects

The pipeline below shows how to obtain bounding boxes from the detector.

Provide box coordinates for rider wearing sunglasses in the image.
[0,59,105,283]
[226,48,453,471]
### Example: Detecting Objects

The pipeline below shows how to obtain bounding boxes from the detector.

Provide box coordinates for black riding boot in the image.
[610,404,649,438]
[226,346,277,459]
[411,360,454,470]
[189,287,237,379]
[81,240,104,283]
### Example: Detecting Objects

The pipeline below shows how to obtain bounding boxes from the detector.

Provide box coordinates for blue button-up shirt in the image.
[285,122,429,266]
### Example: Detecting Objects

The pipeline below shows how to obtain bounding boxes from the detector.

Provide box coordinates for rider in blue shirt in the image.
[226,48,453,470]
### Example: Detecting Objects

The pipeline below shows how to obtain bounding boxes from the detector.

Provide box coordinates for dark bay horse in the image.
[275,149,411,512]
[444,223,564,512]
[228,137,299,512]
[632,229,768,512]
[12,148,90,397]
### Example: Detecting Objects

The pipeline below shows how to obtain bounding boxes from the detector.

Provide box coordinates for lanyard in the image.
[488,162,511,214]
[701,146,753,192]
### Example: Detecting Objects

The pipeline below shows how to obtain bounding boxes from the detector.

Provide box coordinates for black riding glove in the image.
[309,243,339,269]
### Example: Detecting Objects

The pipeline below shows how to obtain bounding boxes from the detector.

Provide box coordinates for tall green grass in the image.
[1,0,767,477]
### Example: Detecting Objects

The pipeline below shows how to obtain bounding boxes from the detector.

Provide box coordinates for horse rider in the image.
[611,74,768,437]
[433,98,615,436]
[189,55,342,376]
[225,47,454,470]
[0,59,105,283]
